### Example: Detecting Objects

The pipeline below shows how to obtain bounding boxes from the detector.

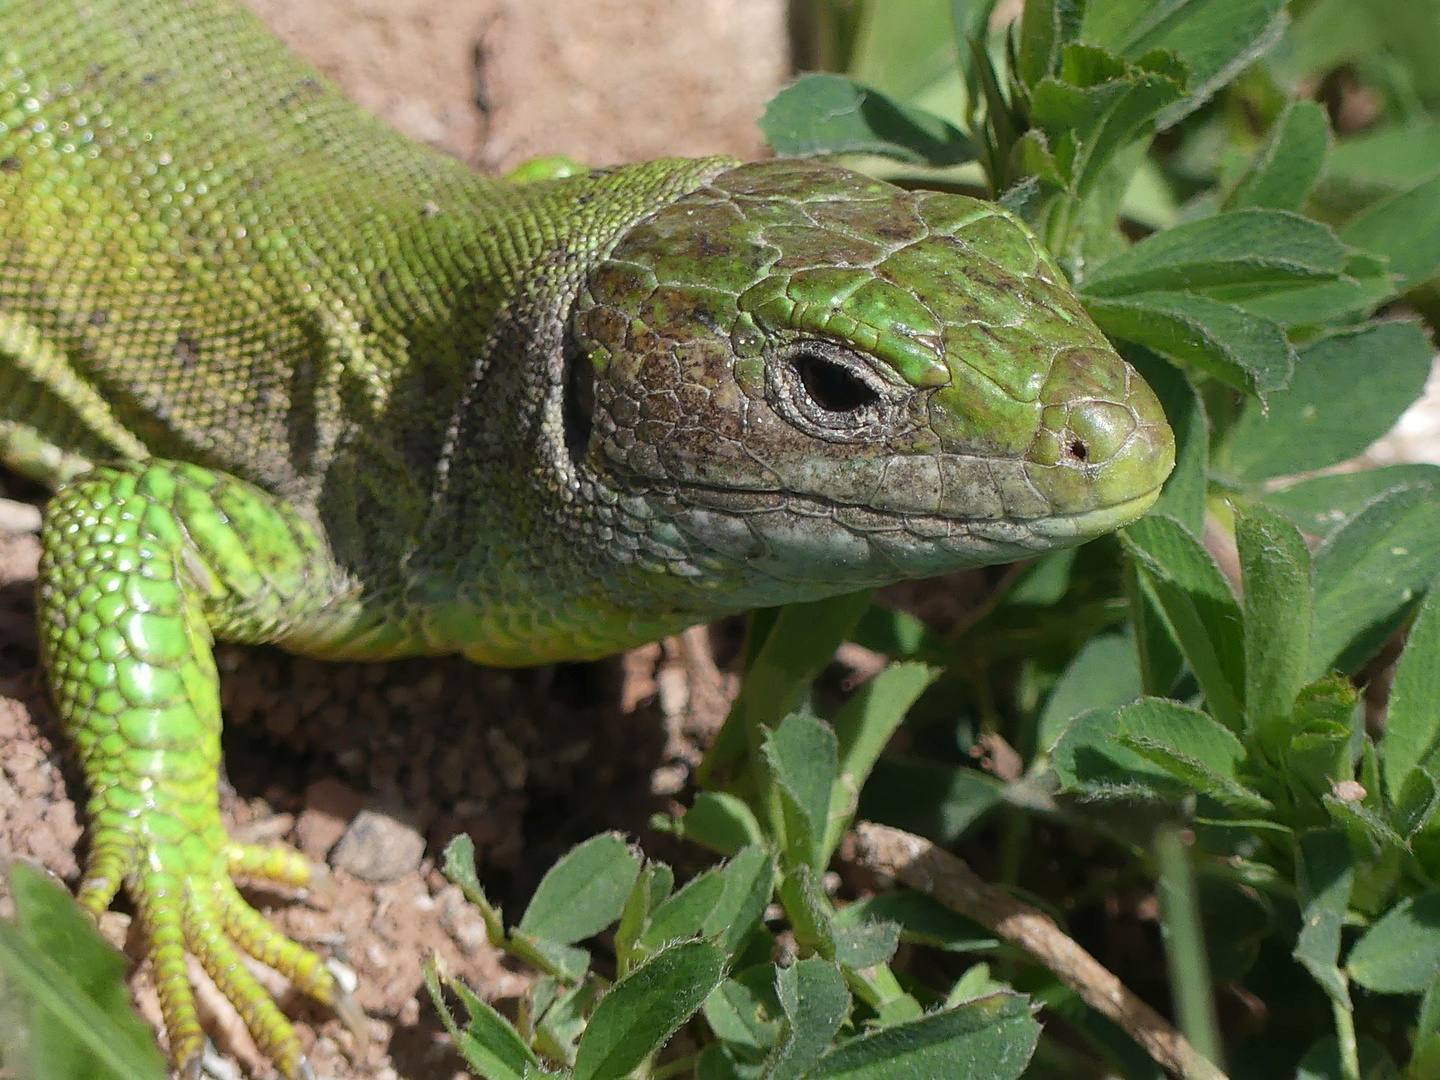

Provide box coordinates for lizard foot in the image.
[78,826,359,1079]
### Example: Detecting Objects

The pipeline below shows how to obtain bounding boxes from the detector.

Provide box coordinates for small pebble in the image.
[330,809,426,883]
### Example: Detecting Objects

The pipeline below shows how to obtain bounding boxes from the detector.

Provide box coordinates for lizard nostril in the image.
[1067,436,1088,462]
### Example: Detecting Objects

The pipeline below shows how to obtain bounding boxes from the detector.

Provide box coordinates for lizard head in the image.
[563,159,1174,603]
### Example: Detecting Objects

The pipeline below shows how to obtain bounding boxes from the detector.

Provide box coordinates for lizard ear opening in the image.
[563,343,596,467]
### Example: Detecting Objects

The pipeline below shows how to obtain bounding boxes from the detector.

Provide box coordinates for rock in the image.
[330,809,426,883]
[296,777,367,861]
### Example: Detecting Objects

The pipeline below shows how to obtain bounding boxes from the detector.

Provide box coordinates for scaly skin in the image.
[1,0,1175,1074]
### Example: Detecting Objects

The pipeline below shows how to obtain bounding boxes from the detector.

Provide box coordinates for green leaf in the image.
[443,834,507,946]
[859,756,1005,844]
[836,892,997,953]
[532,977,601,1065]
[1263,466,1440,540]
[1286,678,1361,808]
[760,74,975,166]
[1311,484,1440,676]
[424,962,540,1080]
[1114,698,1269,811]
[1328,781,1409,848]
[778,863,837,960]
[1086,291,1294,398]
[806,992,1040,1079]
[764,713,841,873]
[831,919,901,971]
[1341,170,1440,289]
[1123,515,1245,731]
[1128,560,1186,699]
[675,792,766,857]
[1224,100,1330,212]
[0,864,167,1080]
[1236,504,1312,754]
[828,661,938,853]
[507,936,592,985]
[1082,209,1350,298]
[1293,830,1354,1008]
[1347,893,1440,994]
[1394,768,1440,840]
[701,590,872,784]
[1198,875,1274,983]
[702,969,782,1056]
[1327,120,1440,193]
[946,963,1011,1007]
[518,833,642,946]
[1016,0,1086,89]
[1037,631,1142,754]
[1225,251,1396,327]
[1225,322,1434,481]
[696,1043,764,1080]
[1295,1035,1400,1080]
[1412,973,1440,1078]
[765,959,852,1080]
[1001,546,1079,606]
[709,847,778,955]
[1051,704,1194,801]
[615,863,674,973]
[1383,587,1440,803]
[1080,0,1288,126]
[851,604,949,664]
[640,847,774,957]
[572,940,727,1080]
[833,662,937,795]
[1127,349,1207,533]
[1026,45,1187,199]
[847,0,958,103]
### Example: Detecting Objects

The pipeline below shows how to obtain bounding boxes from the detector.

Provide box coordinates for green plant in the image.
[0,863,167,1080]
[429,588,1059,1079]
[436,1,1440,1078]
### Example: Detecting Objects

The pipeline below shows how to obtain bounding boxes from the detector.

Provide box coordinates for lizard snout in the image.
[1025,346,1175,535]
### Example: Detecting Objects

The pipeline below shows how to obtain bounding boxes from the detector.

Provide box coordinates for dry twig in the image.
[851,822,1230,1080]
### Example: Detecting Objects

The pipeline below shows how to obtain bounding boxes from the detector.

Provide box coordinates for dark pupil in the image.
[794,354,879,413]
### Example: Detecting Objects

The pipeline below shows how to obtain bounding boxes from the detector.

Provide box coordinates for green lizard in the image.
[0,0,1174,1074]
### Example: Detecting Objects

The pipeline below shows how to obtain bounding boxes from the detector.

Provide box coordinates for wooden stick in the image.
[850,822,1230,1080]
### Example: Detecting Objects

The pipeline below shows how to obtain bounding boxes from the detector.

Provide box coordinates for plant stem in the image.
[1333,995,1361,1080]
[1154,822,1223,1069]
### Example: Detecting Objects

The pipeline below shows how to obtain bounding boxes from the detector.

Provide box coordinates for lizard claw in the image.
[197,1041,242,1080]
[302,863,339,909]
[79,819,351,1079]
[330,974,371,1060]
[179,1045,207,1080]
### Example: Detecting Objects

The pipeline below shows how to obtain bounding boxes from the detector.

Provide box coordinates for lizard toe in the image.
[85,815,347,1077]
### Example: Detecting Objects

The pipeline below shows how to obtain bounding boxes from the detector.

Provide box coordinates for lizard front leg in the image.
[39,459,371,1078]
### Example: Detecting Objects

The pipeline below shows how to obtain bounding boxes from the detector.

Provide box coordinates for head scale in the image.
[560,159,1173,607]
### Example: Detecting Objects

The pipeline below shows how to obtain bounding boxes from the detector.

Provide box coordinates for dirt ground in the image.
[0,3,786,1078]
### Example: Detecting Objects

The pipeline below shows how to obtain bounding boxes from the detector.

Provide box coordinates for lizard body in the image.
[0,0,1174,1074]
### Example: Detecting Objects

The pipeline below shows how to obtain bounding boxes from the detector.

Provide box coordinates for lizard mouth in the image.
[665,470,1165,535]
[1028,483,1167,539]
[655,466,1168,592]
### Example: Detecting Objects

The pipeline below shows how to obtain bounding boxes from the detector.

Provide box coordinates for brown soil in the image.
[0,4,786,1078]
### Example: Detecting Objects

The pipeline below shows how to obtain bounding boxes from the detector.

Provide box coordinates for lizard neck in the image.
[310,158,743,652]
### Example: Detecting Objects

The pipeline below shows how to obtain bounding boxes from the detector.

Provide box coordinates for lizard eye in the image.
[768,340,895,439]
[792,352,880,413]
